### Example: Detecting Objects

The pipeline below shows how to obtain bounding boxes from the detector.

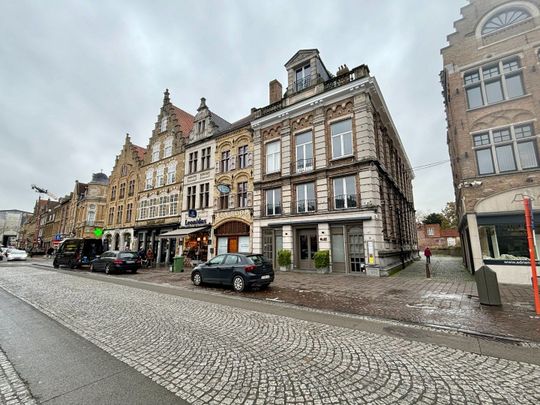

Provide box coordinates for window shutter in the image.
[247,152,253,167]
[228,194,234,209]
[230,156,236,170]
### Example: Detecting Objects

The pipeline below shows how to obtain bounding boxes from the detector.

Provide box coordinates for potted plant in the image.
[314,250,330,273]
[277,249,292,271]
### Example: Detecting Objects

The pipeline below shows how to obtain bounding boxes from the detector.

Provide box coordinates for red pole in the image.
[523,197,540,315]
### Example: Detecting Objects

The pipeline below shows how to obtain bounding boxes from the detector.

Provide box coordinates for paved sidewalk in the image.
[30,255,540,343]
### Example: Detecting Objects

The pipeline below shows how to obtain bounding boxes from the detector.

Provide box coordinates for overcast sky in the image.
[0,0,466,214]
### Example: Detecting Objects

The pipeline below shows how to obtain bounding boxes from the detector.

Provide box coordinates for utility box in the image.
[173,256,184,273]
[475,265,502,306]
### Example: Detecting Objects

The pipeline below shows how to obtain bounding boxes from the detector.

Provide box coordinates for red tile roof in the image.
[132,145,146,161]
[172,105,195,137]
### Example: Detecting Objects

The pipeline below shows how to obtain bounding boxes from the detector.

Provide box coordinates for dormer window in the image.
[160,115,168,132]
[481,7,531,36]
[295,64,311,91]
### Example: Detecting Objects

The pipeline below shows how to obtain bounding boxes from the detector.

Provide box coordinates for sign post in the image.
[523,196,540,316]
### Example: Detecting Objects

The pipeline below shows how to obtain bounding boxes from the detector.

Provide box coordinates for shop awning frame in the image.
[158,226,209,239]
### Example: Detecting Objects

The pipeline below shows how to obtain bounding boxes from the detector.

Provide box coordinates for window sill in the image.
[330,154,355,162]
[466,93,532,112]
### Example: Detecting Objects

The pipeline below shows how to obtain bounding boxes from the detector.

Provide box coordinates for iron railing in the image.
[296,200,316,214]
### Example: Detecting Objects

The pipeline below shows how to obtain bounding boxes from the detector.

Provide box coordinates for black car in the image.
[191,253,274,292]
[53,238,103,269]
[90,251,141,274]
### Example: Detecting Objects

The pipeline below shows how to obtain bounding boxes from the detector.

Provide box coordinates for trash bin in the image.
[475,265,502,306]
[173,256,184,273]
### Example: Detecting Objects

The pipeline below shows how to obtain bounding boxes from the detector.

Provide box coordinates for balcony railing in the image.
[265,204,282,216]
[293,158,314,174]
[296,200,316,214]
[333,194,359,210]
[323,65,370,92]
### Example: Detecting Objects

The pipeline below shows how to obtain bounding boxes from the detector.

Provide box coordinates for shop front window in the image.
[479,222,539,261]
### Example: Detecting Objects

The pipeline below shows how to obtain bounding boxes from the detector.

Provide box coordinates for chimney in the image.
[336,64,349,76]
[269,79,282,104]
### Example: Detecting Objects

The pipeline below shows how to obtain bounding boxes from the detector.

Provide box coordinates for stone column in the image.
[165,238,171,265]
[282,225,293,269]
[156,237,162,265]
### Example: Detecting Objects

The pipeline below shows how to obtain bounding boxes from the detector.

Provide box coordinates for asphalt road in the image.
[0,285,186,404]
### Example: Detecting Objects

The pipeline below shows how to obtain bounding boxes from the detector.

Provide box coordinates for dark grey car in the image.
[90,251,141,274]
[191,253,274,292]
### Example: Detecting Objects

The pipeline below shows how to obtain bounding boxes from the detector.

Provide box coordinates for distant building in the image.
[417,223,460,250]
[134,90,194,265]
[103,134,146,251]
[0,209,31,247]
[441,0,540,284]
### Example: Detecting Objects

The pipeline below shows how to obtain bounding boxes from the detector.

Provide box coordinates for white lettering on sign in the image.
[185,218,208,226]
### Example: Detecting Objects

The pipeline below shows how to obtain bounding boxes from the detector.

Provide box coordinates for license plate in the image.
[126,260,135,264]
[261,275,270,280]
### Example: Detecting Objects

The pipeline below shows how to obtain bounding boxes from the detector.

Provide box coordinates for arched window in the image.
[482,7,531,35]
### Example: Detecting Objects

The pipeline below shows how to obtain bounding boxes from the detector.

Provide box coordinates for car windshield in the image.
[61,241,79,252]
[119,252,138,259]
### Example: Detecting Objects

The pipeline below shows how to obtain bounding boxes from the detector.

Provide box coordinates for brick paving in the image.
[0,348,36,405]
[1,265,539,404]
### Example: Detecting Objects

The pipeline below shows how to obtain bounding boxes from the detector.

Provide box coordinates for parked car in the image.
[26,247,45,257]
[53,238,103,269]
[5,248,28,261]
[90,251,141,274]
[191,253,274,292]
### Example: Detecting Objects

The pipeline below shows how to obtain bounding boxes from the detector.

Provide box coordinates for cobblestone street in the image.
[118,255,539,342]
[1,265,540,404]
[0,348,36,405]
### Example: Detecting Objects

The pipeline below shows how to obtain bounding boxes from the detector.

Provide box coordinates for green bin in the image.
[173,256,184,273]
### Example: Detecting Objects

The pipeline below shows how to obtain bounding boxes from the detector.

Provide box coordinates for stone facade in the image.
[442,0,540,284]
[103,134,146,251]
[180,98,230,262]
[252,50,416,275]
[213,115,255,255]
[134,90,194,265]
[73,173,109,238]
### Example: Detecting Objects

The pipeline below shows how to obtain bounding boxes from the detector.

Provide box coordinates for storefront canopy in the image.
[159,227,208,239]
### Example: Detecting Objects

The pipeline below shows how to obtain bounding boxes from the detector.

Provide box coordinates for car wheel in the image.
[69,260,76,269]
[53,260,59,269]
[105,264,112,275]
[131,269,137,274]
[232,275,246,292]
[192,271,202,286]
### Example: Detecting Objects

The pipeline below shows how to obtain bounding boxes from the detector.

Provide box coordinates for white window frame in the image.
[167,163,176,184]
[151,143,160,162]
[156,167,165,187]
[295,131,313,172]
[463,57,525,110]
[333,176,357,209]
[296,183,315,213]
[169,194,178,215]
[145,169,154,190]
[160,115,168,133]
[472,122,538,175]
[266,188,281,216]
[164,137,173,158]
[265,141,281,174]
[331,119,353,159]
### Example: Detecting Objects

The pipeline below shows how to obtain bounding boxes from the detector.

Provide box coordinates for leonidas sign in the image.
[185,218,208,227]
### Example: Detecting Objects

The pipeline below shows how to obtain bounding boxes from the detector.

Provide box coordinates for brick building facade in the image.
[442,0,540,284]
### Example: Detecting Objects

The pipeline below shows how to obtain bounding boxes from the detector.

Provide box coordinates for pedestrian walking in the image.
[146,247,154,268]
[424,247,432,264]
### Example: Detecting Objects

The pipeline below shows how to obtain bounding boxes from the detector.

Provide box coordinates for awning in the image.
[159,226,208,238]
